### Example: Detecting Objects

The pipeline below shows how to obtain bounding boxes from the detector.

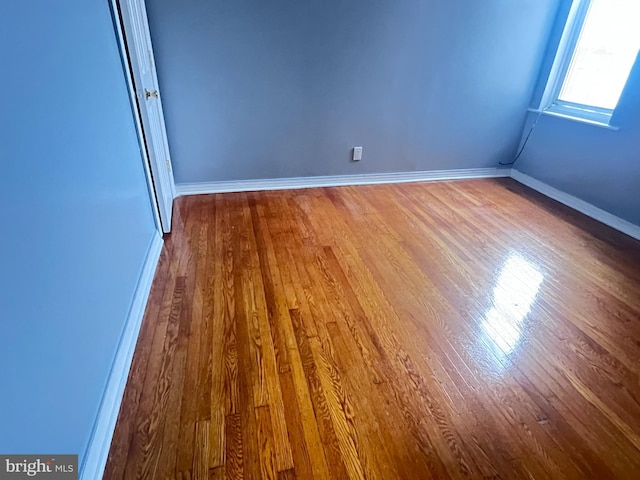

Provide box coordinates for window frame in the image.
[541,0,620,125]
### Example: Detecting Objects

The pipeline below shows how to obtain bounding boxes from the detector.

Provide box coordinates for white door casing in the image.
[118,0,176,233]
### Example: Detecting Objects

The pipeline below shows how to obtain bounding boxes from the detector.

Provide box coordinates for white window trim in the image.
[540,0,615,126]
[527,108,620,131]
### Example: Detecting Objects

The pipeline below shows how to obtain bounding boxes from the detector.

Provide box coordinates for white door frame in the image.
[109,0,175,234]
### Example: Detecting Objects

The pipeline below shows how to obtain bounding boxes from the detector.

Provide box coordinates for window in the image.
[541,0,640,125]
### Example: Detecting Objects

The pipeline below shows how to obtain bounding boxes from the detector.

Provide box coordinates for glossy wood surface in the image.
[105,178,640,479]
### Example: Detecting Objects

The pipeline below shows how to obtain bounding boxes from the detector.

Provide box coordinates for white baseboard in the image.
[177,166,638,241]
[176,167,510,196]
[511,169,640,241]
[80,232,164,480]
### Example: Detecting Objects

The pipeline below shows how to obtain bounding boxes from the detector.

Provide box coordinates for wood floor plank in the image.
[176,205,209,475]
[277,371,314,480]
[229,195,262,480]
[106,179,640,479]
[218,194,239,418]
[193,420,210,480]
[125,275,187,479]
[207,197,228,470]
[255,406,278,480]
[224,413,244,480]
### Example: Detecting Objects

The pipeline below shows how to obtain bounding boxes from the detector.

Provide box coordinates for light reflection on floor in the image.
[481,253,544,367]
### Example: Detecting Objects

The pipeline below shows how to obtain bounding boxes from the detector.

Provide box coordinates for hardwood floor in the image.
[104,178,640,479]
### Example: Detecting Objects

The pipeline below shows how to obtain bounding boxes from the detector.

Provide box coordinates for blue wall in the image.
[516,1,640,226]
[145,0,561,183]
[0,0,157,465]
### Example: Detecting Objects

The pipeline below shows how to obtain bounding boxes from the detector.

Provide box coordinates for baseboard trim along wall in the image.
[80,232,164,480]
[175,167,511,196]
[511,169,640,241]
[177,166,639,241]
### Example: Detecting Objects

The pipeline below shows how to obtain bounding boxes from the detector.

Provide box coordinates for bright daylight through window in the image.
[546,0,640,123]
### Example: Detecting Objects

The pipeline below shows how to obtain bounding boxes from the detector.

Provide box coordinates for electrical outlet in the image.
[352,146,363,161]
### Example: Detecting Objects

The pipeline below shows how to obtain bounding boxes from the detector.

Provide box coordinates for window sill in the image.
[528,108,621,131]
